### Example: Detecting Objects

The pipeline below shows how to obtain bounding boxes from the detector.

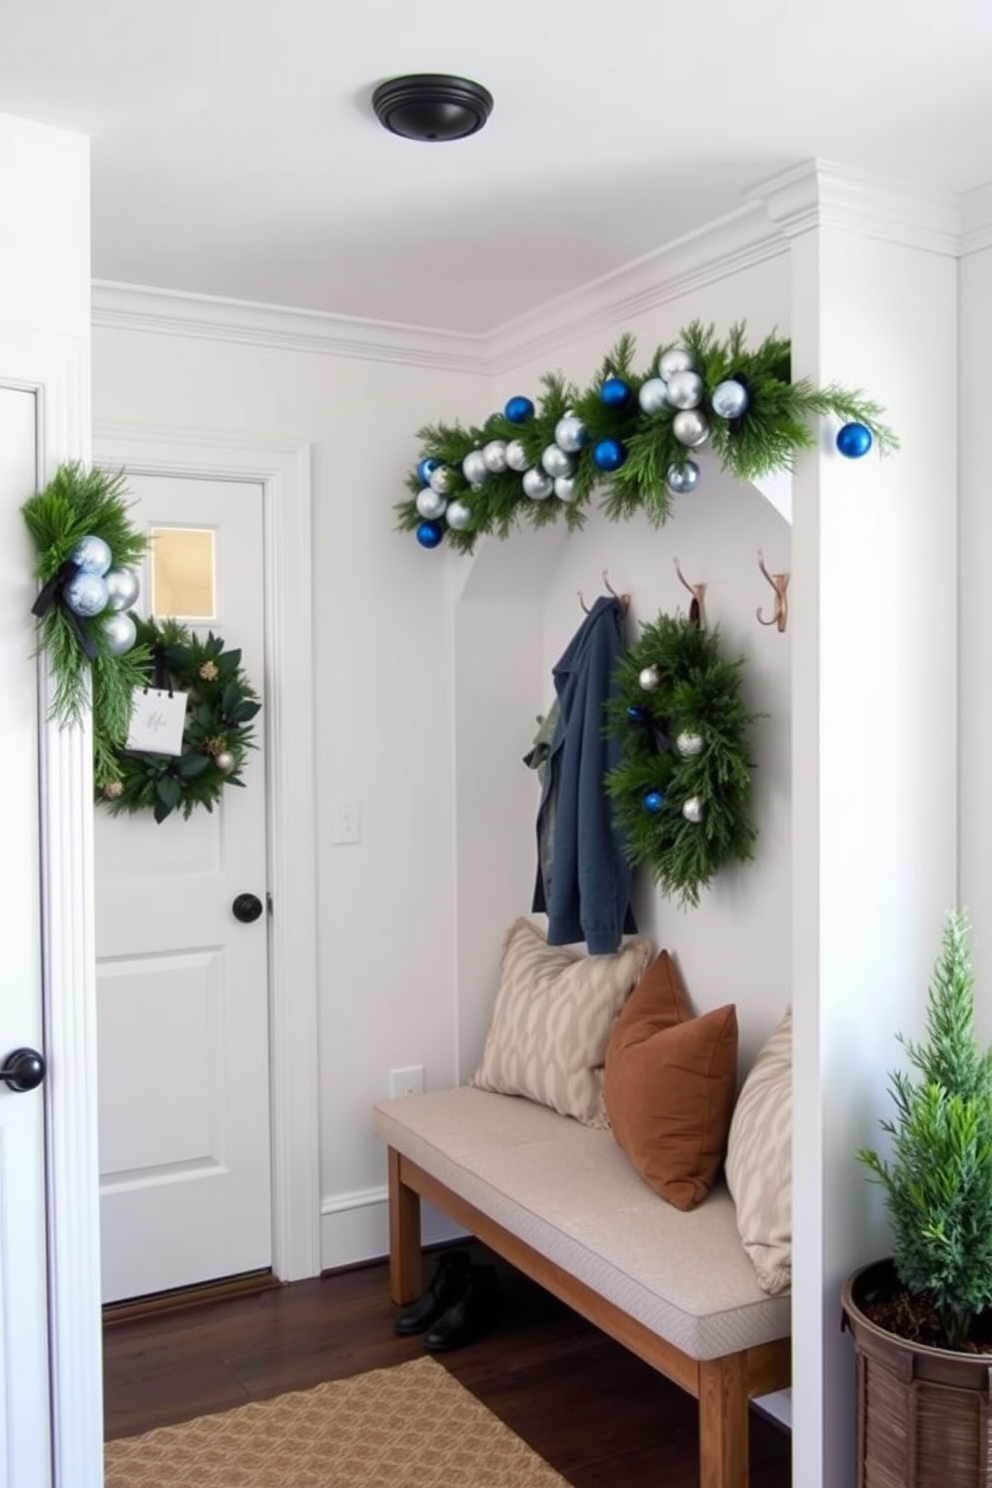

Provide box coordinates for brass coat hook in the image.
[673,557,706,630]
[756,550,790,633]
[579,571,630,615]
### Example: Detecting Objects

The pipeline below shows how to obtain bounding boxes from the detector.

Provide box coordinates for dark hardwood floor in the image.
[103,1247,791,1488]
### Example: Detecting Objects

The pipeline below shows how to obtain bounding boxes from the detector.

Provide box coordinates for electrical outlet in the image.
[390,1065,424,1099]
[331,798,361,845]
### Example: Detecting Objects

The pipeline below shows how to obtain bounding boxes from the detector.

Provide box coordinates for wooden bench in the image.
[374,1086,790,1488]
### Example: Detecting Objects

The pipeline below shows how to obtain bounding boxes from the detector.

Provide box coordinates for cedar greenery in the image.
[858,911,992,1352]
[21,462,150,785]
[604,613,758,907]
[97,618,261,823]
[397,322,898,554]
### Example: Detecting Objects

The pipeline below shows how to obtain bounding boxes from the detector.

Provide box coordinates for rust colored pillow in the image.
[604,951,738,1211]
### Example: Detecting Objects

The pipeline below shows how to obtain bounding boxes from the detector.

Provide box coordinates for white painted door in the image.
[0,386,52,1486]
[95,473,271,1303]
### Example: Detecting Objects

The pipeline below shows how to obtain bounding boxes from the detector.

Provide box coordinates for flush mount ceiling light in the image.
[371,74,493,142]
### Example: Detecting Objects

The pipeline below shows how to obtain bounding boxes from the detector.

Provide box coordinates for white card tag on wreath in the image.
[125,688,189,756]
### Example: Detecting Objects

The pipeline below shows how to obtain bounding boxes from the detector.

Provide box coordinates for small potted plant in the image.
[842,909,992,1488]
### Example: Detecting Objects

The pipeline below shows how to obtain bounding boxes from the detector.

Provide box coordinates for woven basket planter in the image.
[842,1259,992,1488]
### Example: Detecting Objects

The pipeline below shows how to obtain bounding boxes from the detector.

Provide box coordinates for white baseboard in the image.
[319,1187,466,1273]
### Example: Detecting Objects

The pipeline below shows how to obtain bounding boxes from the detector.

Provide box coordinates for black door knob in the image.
[232,893,264,924]
[1,1048,46,1093]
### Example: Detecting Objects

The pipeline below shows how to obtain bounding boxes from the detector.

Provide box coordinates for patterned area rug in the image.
[104,1355,570,1487]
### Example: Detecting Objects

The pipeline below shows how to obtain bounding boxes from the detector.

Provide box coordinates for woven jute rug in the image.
[104,1355,570,1487]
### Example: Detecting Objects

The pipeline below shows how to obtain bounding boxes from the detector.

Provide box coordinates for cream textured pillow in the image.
[724,1010,792,1295]
[469,918,654,1128]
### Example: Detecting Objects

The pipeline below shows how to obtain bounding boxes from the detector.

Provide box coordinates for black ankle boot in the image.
[393,1250,472,1336]
[423,1264,500,1353]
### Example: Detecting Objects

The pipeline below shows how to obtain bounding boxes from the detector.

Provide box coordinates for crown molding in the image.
[960,181,992,256]
[90,280,490,376]
[747,159,961,255]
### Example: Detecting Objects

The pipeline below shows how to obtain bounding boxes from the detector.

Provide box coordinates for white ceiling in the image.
[3,0,992,333]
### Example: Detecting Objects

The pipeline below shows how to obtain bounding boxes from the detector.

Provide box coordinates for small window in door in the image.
[150,527,216,620]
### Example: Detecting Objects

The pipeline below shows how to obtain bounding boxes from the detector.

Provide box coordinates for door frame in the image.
[91,424,320,1284]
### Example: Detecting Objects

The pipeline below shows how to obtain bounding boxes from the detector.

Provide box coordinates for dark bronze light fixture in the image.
[371,74,494,142]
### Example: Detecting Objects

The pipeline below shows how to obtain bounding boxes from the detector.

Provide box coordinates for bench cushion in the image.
[374,1086,790,1362]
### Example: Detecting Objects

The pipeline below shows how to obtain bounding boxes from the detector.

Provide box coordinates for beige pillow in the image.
[724,1010,792,1295]
[469,918,654,1128]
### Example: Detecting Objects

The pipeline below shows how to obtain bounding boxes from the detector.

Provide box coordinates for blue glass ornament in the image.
[504,396,535,425]
[592,438,627,472]
[836,421,873,458]
[415,520,444,549]
[643,790,665,814]
[600,377,631,409]
[627,705,645,722]
[71,534,113,576]
[416,456,439,485]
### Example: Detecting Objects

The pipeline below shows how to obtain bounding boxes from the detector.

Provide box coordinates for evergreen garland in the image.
[604,612,758,907]
[97,618,262,823]
[397,322,898,554]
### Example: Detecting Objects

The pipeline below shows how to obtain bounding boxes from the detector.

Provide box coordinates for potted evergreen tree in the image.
[842,910,992,1487]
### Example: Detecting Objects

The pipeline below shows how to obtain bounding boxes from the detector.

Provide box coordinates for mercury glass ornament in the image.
[600,376,631,408]
[482,439,508,474]
[504,439,532,472]
[554,414,587,453]
[541,444,575,480]
[428,464,457,496]
[638,665,660,691]
[416,456,439,485]
[672,409,711,447]
[554,476,577,501]
[675,730,704,758]
[682,795,706,824]
[103,780,124,800]
[665,460,701,496]
[522,467,553,500]
[710,379,750,419]
[836,421,873,458]
[462,450,489,486]
[104,567,141,612]
[64,571,109,617]
[665,371,704,410]
[416,487,448,521]
[215,750,236,773]
[445,499,472,531]
[637,377,668,415]
[70,533,113,576]
[103,611,137,656]
[659,347,694,379]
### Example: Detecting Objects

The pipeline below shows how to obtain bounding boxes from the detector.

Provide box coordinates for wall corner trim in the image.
[960,181,992,256]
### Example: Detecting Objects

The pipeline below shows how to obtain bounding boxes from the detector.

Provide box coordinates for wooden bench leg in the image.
[387,1147,423,1305]
[698,1354,749,1488]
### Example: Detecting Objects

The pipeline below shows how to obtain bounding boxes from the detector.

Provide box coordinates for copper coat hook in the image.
[756,550,790,632]
[673,557,706,630]
[602,570,630,614]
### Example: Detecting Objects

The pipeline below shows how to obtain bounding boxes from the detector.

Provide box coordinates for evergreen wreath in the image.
[604,612,759,907]
[397,321,898,554]
[22,462,150,786]
[97,618,262,823]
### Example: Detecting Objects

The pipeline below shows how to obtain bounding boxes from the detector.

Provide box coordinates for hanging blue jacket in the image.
[531,595,637,954]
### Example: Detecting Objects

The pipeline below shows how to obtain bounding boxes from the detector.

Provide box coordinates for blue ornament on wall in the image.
[504,396,535,425]
[600,377,631,409]
[626,705,645,722]
[416,456,440,485]
[415,520,444,550]
[592,438,627,472]
[836,421,873,459]
[643,790,665,814]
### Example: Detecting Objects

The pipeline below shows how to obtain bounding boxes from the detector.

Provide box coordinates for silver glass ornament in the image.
[710,378,750,419]
[70,533,113,576]
[675,730,704,758]
[522,467,553,500]
[505,439,532,473]
[638,665,661,691]
[445,499,472,531]
[554,414,587,453]
[416,487,448,520]
[554,476,577,501]
[665,371,704,410]
[682,795,706,824]
[665,460,701,496]
[637,377,668,415]
[429,464,457,495]
[482,439,508,474]
[659,347,694,380]
[104,567,141,612]
[64,571,109,617]
[102,610,137,656]
[462,450,489,486]
[672,409,711,447]
[215,750,236,773]
[102,780,124,800]
[541,444,576,480]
